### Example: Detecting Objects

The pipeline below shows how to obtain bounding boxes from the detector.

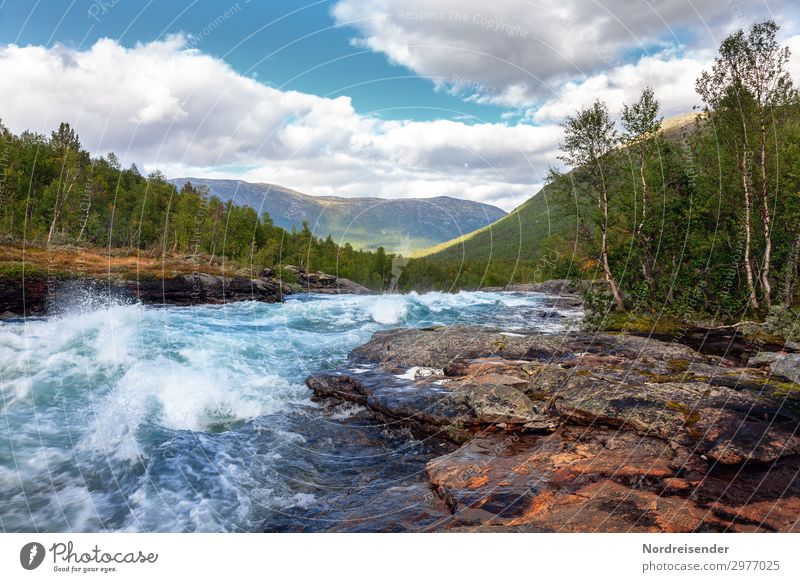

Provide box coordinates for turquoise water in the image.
[0,291,578,532]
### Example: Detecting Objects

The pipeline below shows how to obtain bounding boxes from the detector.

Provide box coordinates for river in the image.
[0,291,579,532]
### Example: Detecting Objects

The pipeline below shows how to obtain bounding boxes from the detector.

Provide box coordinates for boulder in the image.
[297,271,374,295]
[0,273,285,316]
[127,274,283,305]
[748,351,784,367]
[451,383,546,427]
[770,353,800,384]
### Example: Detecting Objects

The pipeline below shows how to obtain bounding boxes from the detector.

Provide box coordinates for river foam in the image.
[0,290,580,531]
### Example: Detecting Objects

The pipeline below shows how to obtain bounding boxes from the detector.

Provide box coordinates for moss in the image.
[0,262,72,280]
[444,422,471,443]
[742,377,800,396]
[596,313,685,334]
[492,338,507,352]
[770,382,800,398]
[668,358,690,372]
[665,400,701,426]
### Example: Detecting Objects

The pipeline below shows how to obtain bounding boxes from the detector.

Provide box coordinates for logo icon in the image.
[20,542,46,570]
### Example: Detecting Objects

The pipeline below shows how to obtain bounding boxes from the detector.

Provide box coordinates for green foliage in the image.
[277,267,299,285]
[404,20,800,321]
[0,262,53,279]
[581,289,618,331]
[764,305,800,341]
[0,123,394,290]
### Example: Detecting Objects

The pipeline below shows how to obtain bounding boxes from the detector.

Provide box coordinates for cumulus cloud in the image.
[333,0,799,108]
[530,50,712,123]
[1,13,798,213]
[0,35,560,210]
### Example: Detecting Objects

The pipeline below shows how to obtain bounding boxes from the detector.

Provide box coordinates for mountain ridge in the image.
[167,178,507,254]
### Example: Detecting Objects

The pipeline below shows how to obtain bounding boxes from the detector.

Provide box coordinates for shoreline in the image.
[300,321,800,532]
[0,269,373,319]
[4,274,799,532]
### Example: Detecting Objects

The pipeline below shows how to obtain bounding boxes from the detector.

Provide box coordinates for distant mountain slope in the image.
[167,178,506,253]
[416,184,572,263]
[417,113,701,265]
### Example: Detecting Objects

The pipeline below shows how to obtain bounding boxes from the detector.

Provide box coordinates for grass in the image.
[0,242,234,281]
[593,312,687,334]
[415,184,575,264]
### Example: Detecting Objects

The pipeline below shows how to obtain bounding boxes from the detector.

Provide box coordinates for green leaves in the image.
[0,125,397,291]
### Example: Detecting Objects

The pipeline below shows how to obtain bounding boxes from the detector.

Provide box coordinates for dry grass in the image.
[0,242,240,280]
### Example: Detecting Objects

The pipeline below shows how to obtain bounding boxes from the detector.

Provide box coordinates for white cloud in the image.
[133,86,188,125]
[333,0,800,106]
[2,18,798,215]
[530,51,712,123]
[0,35,558,211]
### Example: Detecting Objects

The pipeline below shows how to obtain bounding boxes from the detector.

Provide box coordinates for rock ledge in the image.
[307,326,800,532]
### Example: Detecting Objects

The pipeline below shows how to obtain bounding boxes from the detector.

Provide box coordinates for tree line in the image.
[548,19,799,318]
[0,122,397,290]
[403,20,800,322]
[3,19,798,316]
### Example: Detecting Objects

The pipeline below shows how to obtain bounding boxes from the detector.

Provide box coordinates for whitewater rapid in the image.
[0,291,580,532]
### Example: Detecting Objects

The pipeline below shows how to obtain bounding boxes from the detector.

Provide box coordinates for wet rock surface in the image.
[127,274,285,305]
[258,406,456,533]
[306,327,800,532]
[0,269,368,317]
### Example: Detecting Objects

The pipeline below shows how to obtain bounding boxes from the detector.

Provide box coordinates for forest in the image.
[2,20,799,323]
[401,20,800,325]
[0,122,397,290]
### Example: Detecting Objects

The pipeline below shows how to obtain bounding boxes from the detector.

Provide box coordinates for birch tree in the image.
[621,87,662,285]
[558,100,624,311]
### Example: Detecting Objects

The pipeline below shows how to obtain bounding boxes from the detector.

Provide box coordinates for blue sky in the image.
[1,1,798,210]
[0,0,508,123]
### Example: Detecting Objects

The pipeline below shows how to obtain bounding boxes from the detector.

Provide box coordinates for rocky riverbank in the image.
[0,268,372,318]
[306,325,800,532]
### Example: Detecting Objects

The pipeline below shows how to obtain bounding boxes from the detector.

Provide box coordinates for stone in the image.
[467,372,529,388]
[304,324,800,531]
[451,383,545,426]
[748,351,785,367]
[770,353,800,384]
[0,266,374,316]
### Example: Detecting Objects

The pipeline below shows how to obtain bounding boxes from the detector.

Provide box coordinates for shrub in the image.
[764,304,800,342]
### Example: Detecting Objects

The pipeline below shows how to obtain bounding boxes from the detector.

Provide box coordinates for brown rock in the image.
[306,325,800,531]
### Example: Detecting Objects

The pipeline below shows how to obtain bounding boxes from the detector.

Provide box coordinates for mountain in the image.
[167,178,507,254]
[415,184,571,263]
[416,113,702,266]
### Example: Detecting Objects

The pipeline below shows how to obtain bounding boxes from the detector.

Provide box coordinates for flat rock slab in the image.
[771,354,800,384]
[426,427,800,532]
[305,326,800,531]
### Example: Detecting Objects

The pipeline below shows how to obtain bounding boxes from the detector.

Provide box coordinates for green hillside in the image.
[416,183,575,262]
[399,112,703,291]
[418,111,703,264]
[398,183,579,290]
